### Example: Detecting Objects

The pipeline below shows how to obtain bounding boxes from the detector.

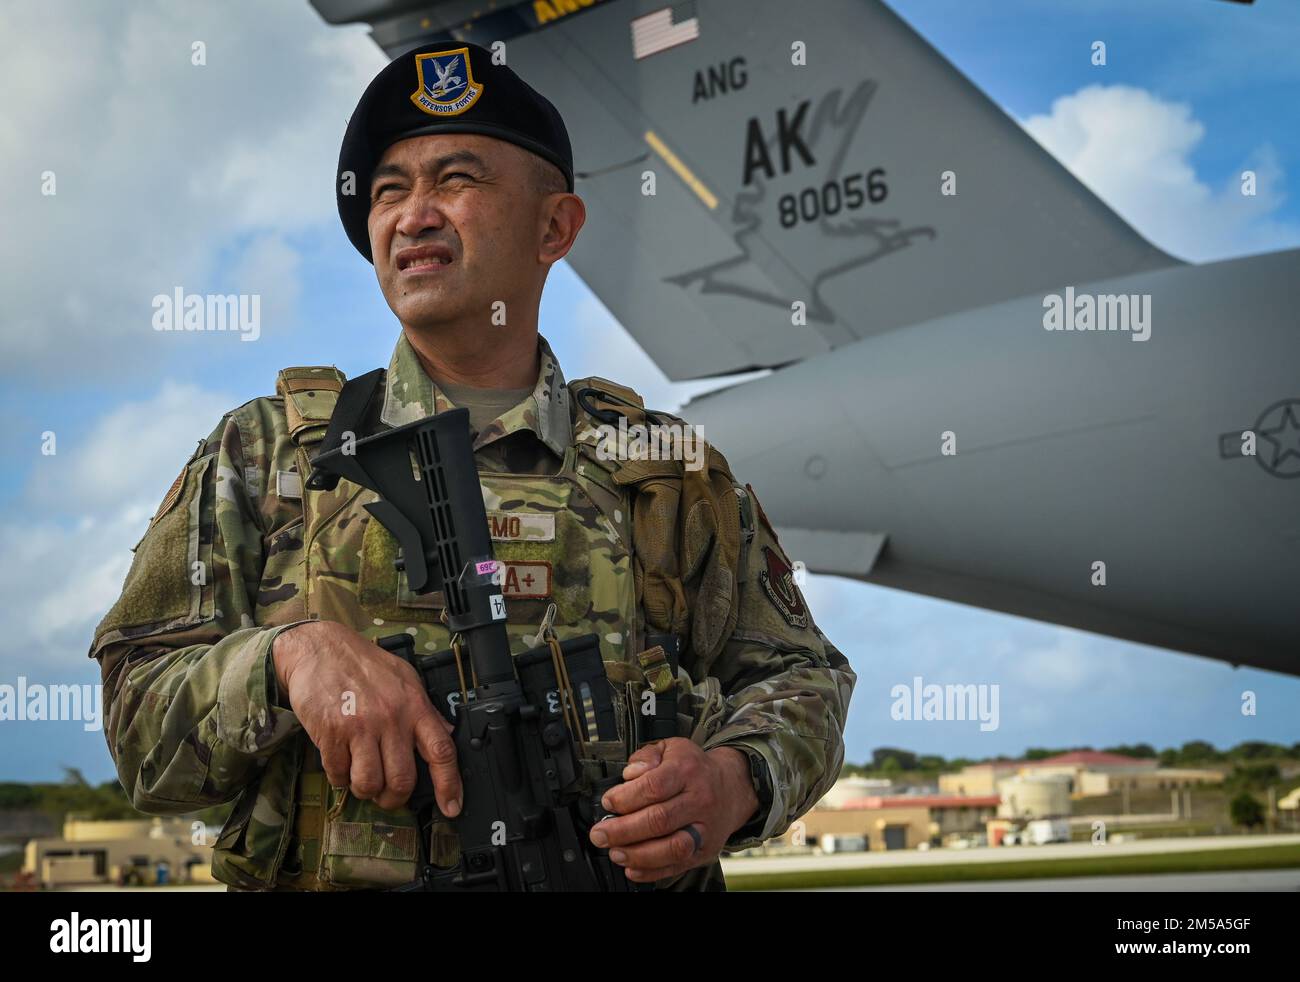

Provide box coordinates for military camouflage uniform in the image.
[89,332,856,890]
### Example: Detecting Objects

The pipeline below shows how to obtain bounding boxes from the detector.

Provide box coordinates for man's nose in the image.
[394,188,448,239]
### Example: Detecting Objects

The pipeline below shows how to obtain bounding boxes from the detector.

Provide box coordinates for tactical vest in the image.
[214,365,737,890]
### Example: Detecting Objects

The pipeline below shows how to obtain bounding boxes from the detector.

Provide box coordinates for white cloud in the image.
[1001,632,1097,693]
[26,381,236,514]
[1021,84,1297,262]
[25,508,145,643]
[0,0,384,381]
[226,232,304,339]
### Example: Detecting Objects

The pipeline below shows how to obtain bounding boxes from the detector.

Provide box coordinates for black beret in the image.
[337,41,574,263]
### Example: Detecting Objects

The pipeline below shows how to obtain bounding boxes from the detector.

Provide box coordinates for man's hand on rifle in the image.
[587,739,759,883]
[272,621,463,815]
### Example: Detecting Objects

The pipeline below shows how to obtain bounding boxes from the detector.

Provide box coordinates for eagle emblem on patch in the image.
[758,546,808,629]
[411,48,483,116]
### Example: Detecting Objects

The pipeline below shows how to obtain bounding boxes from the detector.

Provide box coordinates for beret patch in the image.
[338,40,574,264]
[410,48,484,117]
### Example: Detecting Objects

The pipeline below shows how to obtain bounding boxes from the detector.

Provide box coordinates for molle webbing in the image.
[290,768,328,889]
[275,366,347,447]
[574,377,645,413]
[569,379,743,673]
[638,639,680,741]
[303,368,384,492]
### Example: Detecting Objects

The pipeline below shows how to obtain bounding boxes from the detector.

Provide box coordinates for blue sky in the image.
[0,0,1296,783]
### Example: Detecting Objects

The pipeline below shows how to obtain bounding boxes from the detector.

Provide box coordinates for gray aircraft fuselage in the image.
[684,248,1300,675]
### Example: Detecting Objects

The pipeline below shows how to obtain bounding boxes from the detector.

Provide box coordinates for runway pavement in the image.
[720,833,1300,877]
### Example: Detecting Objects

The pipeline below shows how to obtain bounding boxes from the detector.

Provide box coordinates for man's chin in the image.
[391,289,462,324]
[394,301,473,330]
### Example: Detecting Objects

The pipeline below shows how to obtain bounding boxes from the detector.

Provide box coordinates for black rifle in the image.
[309,404,637,891]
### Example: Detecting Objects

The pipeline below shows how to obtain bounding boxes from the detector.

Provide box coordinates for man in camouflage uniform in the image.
[89,42,855,891]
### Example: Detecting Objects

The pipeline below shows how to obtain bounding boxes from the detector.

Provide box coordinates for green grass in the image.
[725,843,1300,891]
[1067,822,1221,841]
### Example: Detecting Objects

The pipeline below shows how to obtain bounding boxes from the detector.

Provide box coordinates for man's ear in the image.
[538,193,586,265]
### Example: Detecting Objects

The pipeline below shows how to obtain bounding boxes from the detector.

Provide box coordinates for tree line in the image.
[845,740,1300,775]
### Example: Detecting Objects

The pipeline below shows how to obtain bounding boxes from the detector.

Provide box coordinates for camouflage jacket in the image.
[88,332,856,890]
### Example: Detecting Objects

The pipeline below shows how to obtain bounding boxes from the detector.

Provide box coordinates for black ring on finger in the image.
[681,823,703,854]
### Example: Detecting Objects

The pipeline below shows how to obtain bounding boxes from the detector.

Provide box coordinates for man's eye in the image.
[445,171,475,182]
[373,183,402,199]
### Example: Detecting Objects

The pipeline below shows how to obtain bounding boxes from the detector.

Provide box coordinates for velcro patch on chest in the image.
[500,561,551,598]
[487,512,556,542]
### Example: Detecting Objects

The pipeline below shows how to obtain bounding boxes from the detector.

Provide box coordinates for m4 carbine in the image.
[310,403,637,892]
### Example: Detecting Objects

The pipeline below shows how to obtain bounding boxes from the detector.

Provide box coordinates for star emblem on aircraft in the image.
[1219,397,1300,479]
[1258,400,1300,477]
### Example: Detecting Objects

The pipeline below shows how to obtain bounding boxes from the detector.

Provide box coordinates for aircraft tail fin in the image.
[314,0,1180,379]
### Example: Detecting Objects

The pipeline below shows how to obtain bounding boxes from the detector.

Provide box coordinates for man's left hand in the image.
[588,739,759,883]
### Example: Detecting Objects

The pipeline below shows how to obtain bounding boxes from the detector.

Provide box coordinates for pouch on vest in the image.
[272,364,426,891]
[570,384,744,678]
[276,366,347,447]
[384,629,635,877]
[317,781,421,888]
[212,365,353,891]
[210,736,304,890]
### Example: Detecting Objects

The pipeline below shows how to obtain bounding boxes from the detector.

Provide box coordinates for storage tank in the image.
[997,774,1071,818]
[817,776,894,809]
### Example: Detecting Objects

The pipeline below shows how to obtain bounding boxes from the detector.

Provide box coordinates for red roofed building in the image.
[832,793,1001,839]
[942,751,1154,798]
[941,749,1222,800]
[1018,751,1156,795]
[938,759,1024,796]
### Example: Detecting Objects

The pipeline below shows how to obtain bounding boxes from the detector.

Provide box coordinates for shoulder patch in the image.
[151,465,187,529]
[758,546,808,629]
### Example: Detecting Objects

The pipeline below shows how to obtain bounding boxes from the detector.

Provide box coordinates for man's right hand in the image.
[271,620,461,816]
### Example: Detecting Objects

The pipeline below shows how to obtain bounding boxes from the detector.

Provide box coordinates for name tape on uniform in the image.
[487,512,555,542]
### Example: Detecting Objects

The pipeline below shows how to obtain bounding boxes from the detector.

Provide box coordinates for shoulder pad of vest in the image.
[275,365,347,445]
[568,376,645,412]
